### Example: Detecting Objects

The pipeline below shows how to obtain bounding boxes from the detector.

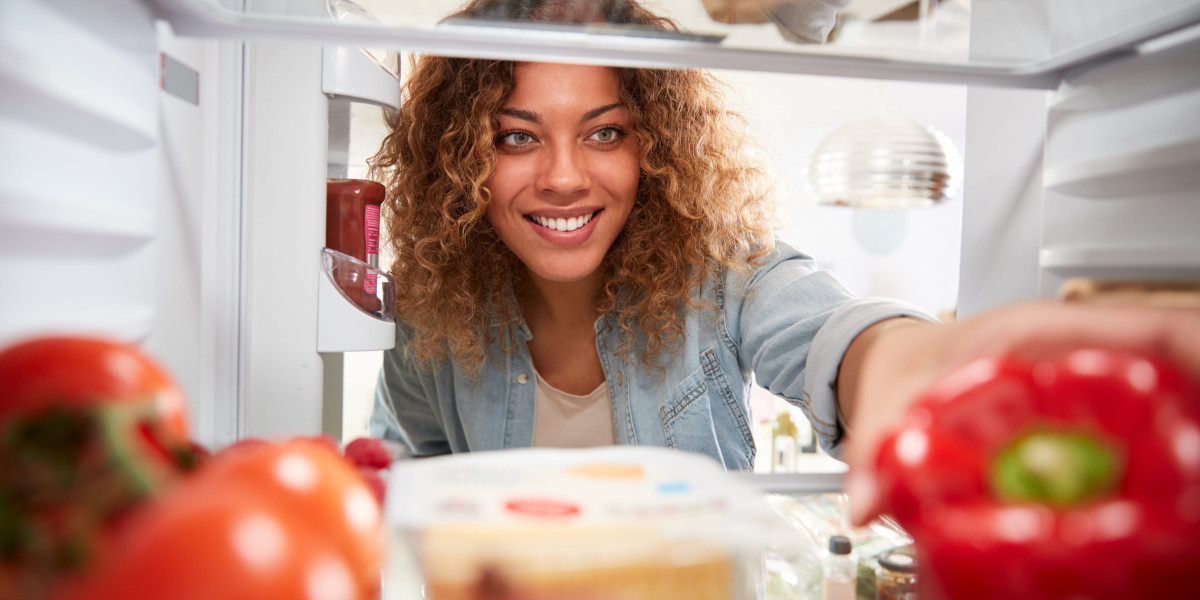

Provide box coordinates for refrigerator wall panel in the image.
[957,86,1048,317]
[238,39,330,439]
[0,0,159,345]
[148,22,245,449]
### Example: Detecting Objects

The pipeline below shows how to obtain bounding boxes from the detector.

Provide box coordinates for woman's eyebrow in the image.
[498,108,540,124]
[496,103,624,125]
[581,103,622,123]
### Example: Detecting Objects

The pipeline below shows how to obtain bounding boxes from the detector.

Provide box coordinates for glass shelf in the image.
[317,248,396,352]
[148,0,1200,89]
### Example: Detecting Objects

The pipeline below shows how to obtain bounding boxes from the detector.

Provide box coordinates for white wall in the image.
[721,69,965,315]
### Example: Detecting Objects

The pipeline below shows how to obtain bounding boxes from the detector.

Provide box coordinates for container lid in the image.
[878,550,917,573]
[385,447,779,567]
[327,178,386,203]
[829,535,852,555]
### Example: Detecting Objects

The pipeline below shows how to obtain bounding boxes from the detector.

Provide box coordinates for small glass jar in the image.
[875,549,918,600]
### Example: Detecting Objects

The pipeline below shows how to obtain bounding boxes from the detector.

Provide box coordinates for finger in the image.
[976,303,1200,371]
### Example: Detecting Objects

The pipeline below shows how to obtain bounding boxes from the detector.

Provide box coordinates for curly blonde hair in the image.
[370,0,777,372]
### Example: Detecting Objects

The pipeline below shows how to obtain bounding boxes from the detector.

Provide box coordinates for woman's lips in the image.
[527,210,601,244]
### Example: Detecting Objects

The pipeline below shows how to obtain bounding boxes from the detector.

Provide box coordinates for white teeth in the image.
[532,212,593,232]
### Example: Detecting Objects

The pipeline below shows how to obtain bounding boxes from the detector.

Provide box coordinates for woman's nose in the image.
[536,142,589,195]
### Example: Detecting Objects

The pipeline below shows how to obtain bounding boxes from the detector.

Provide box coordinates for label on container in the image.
[364,204,380,294]
[386,446,771,529]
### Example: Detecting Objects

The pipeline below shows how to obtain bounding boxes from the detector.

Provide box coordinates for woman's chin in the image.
[524,260,605,286]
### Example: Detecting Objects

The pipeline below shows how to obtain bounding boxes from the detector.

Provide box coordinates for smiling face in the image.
[484,62,639,288]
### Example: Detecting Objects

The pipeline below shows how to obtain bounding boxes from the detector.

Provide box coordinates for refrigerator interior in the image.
[2,0,1199,452]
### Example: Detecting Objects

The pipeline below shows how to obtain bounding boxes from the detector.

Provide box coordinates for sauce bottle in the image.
[326,179,385,314]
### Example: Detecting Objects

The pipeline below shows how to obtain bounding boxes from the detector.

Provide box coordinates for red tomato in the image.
[0,336,195,600]
[57,439,384,600]
[54,482,363,600]
[185,439,384,598]
[0,336,189,438]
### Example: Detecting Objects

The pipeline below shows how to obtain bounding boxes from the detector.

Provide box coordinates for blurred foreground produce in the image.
[0,337,199,600]
[343,437,391,504]
[55,438,384,600]
[0,336,387,600]
[873,347,1200,600]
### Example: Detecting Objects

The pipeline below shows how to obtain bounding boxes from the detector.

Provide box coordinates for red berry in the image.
[357,467,386,504]
[343,437,392,469]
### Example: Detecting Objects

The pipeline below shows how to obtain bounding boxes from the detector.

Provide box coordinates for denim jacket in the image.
[369,241,934,470]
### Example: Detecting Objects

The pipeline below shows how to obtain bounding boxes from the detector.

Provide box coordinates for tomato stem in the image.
[991,430,1120,507]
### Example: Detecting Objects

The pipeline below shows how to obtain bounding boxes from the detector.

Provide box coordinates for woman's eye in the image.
[589,127,622,143]
[499,131,533,146]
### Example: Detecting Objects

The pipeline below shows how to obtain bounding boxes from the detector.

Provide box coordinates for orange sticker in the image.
[567,463,645,479]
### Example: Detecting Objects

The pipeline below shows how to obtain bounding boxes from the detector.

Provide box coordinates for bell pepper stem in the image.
[991,430,1119,507]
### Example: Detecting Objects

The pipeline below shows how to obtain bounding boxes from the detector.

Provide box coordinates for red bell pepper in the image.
[873,347,1200,600]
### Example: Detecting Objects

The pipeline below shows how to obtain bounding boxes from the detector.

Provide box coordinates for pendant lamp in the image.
[806,116,961,208]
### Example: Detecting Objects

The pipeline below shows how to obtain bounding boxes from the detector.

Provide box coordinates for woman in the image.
[368,0,1200,526]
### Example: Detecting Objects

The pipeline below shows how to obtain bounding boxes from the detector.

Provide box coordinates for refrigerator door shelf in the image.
[1039,244,1200,279]
[321,44,400,110]
[1043,138,1200,199]
[317,248,396,352]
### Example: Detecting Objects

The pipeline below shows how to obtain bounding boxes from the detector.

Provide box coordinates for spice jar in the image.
[875,549,918,600]
[326,179,385,314]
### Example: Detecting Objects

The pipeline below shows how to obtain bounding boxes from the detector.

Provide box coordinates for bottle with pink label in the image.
[326,178,385,314]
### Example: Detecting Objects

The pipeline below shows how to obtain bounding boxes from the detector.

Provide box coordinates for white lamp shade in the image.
[807,116,962,209]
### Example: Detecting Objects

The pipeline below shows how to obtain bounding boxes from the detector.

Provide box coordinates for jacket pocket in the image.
[659,366,724,466]
[700,348,755,467]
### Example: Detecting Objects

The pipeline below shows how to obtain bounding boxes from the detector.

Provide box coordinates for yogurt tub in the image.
[382,446,783,600]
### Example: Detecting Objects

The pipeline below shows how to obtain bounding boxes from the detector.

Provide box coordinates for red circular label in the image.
[504,498,581,518]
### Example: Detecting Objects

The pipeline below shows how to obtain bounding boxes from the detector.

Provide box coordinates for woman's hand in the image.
[842,302,1200,526]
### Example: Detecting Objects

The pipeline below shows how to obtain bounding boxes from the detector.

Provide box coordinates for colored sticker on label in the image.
[504,498,581,518]
[567,463,645,479]
[656,481,690,494]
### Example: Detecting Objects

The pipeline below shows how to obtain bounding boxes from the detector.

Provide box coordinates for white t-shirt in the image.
[531,368,615,448]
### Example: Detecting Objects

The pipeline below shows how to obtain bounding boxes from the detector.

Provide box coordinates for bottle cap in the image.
[829,535,852,555]
[878,550,917,573]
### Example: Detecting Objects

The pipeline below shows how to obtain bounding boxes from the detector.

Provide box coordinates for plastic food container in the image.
[382,447,781,600]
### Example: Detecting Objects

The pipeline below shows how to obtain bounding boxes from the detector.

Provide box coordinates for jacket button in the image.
[517,373,529,384]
